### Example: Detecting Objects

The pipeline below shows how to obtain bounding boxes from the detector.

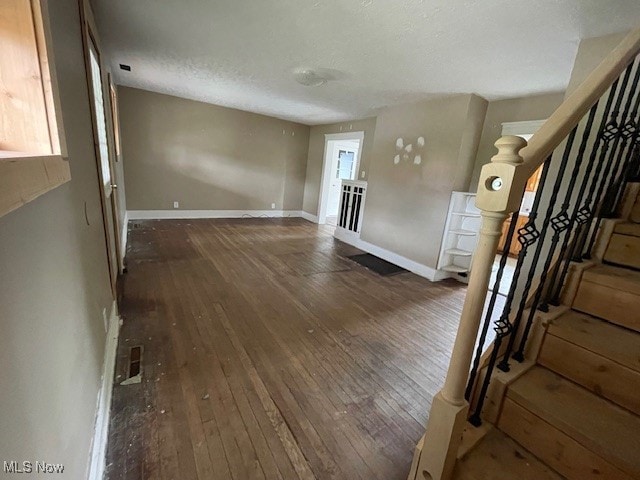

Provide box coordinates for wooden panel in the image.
[613,222,640,236]
[498,398,633,480]
[507,367,640,478]
[525,165,543,192]
[547,311,640,373]
[604,233,640,270]
[106,218,470,479]
[498,215,528,256]
[0,0,52,153]
[538,334,640,415]
[31,0,61,155]
[581,264,640,295]
[573,281,640,332]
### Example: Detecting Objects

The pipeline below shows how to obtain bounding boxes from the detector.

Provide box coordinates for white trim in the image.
[334,227,451,282]
[120,210,128,264]
[318,131,365,225]
[128,210,303,220]
[501,119,546,137]
[88,301,120,480]
[300,211,319,223]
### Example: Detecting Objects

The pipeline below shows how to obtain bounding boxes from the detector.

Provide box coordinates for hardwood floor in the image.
[105,218,468,480]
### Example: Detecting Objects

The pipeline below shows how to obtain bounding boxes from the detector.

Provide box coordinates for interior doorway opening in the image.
[318,132,364,225]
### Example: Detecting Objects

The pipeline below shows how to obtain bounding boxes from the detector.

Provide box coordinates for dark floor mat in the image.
[347,253,407,276]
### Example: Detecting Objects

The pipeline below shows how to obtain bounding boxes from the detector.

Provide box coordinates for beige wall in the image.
[468,92,565,191]
[0,0,114,477]
[566,32,628,96]
[119,87,310,212]
[302,117,377,216]
[359,94,487,268]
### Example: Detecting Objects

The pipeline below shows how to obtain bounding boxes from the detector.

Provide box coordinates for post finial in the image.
[491,135,527,165]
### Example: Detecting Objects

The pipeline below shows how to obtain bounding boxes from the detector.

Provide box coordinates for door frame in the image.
[79,0,122,296]
[106,73,125,271]
[318,131,364,224]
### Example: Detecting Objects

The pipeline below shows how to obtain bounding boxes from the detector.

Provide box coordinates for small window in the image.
[0,0,69,217]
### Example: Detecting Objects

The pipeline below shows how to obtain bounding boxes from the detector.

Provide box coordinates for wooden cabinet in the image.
[526,165,544,192]
[498,165,543,256]
[499,215,529,257]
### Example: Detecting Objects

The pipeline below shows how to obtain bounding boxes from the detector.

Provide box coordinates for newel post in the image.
[410,136,527,480]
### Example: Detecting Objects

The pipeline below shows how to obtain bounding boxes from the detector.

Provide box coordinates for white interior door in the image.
[82,2,122,295]
[327,144,358,217]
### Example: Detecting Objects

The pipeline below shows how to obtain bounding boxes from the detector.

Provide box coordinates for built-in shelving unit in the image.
[437,191,481,278]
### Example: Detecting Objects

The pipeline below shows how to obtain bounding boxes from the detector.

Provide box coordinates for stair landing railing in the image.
[412,27,640,480]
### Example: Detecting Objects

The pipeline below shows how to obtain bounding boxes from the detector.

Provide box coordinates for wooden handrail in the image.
[412,28,640,480]
[520,27,640,178]
[476,28,640,216]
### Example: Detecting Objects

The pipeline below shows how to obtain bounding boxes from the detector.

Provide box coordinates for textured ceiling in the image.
[92,0,640,125]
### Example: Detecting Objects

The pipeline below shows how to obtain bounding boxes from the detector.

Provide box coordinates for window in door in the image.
[88,39,111,193]
[337,150,355,180]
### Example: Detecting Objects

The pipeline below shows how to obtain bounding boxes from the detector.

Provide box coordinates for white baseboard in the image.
[334,227,451,282]
[127,209,303,220]
[300,211,319,223]
[88,301,120,480]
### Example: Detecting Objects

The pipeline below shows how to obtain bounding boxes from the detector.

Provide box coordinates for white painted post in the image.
[410,136,527,480]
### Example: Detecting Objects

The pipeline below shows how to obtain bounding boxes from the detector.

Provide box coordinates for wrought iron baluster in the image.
[467,157,552,426]
[538,104,600,312]
[606,79,640,215]
[584,58,640,257]
[497,130,579,368]
[464,210,519,402]
[549,79,622,305]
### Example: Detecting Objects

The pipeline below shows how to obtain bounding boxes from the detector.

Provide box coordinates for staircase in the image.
[409,27,640,480]
[453,218,640,480]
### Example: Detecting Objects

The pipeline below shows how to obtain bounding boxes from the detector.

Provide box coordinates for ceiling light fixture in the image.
[293,68,328,87]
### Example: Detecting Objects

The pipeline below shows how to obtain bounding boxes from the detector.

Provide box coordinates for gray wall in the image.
[302,117,378,216]
[468,92,565,191]
[0,0,114,477]
[360,94,487,268]
[119,87,310,212]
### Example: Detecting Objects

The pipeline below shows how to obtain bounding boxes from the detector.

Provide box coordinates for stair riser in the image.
[573,281,640,333]
[538,334,640,415]
[498,399,633,480]
[505,367,640,478]
[604,233,640,269]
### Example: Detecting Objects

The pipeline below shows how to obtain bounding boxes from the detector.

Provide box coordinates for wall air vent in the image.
[119,64,131,71]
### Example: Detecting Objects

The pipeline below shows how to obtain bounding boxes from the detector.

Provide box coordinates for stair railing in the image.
[412,27,640,480]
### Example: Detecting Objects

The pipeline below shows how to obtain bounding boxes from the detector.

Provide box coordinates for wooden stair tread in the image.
[548,310,640,374]
[582,264,640,295]
[453,428,563,480]
[614,221,640,236]
[507,367,640,477]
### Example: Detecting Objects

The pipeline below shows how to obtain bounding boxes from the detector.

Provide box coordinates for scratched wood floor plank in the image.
[105,218,467,480]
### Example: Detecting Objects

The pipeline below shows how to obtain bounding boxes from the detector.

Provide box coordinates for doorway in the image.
[80,0,122,297]
[318,132,364,225]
